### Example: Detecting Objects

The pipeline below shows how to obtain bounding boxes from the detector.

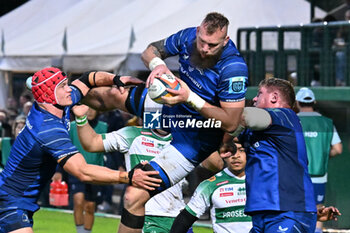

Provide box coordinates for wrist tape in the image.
[75,115,88,126]
[148,57,166,71]
[187,91,205,111]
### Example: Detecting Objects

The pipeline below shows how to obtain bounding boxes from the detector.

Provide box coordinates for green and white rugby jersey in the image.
[103,126,186,217]
[186,168,252,233]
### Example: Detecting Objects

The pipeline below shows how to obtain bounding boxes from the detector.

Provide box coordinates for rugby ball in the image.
[148,74,181,103]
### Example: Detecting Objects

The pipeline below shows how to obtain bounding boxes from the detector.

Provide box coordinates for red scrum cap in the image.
[31,67,67,105]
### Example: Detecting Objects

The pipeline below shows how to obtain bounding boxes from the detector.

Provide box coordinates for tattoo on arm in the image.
[149,39,169,59]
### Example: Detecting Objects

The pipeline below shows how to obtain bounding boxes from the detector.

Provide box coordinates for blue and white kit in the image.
[0,86,81,214]
[128,27,248,187]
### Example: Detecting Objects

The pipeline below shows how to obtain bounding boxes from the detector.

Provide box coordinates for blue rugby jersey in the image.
[240,108,316,213]
[0,85,82,212]
[162,27,248,164]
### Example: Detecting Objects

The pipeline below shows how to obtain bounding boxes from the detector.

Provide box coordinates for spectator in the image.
[0,109,11,137]
[0,115,26,168]
[19,92,32,115]
[296,87,342,233]
[334,9,350,86]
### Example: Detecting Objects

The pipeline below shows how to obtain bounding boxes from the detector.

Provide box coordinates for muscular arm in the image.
[61,153,128,184]
[141,39,169,66]
[60,153,161,189]
[75,121,105,153]
[72,71,142,112]
[200,100,244,132]
[71,71,116,96]
[141,39,174,87]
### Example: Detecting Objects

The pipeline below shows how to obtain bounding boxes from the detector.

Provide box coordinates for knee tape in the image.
[120,208,145,229]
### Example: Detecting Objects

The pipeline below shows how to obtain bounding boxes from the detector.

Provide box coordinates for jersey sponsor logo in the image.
[220,192,234,197]
[220,187,234,192]
[146,148,160,155]
[141,137,155,147]
[216,180,229,186]
[156,143,166,149]
[141,131,152,136]
[304,131,318,137]
[253,141,260,148]
[225,197,246,204]
[237,187,246,195]
[142,141,154,147]
[208,176,216,182]
[228,77,246,94]
[222,209,247,218]
[180,65,203,89]
[215,205,250,223]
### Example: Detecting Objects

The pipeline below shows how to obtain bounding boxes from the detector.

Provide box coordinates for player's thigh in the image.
[152,144,195,185]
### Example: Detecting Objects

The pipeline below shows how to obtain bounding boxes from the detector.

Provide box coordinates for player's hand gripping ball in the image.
[148,74,181,104]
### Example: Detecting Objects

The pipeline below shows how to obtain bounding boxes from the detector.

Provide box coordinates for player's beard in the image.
[190,41,223,69]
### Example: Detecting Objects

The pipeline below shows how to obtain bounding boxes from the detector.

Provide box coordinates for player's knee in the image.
[123,186,149,210]
[84,202,95,215]
[120,208,145,229]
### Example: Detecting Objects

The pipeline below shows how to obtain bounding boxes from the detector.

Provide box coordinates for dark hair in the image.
[219,140,237,155]
[259,77,296,108]
[202,12,229,34]
[298,102,315,108]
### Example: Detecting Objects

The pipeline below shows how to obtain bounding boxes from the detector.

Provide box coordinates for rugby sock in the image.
[315,228,323,233]
[84,229,92,233]
[76,225,85,233]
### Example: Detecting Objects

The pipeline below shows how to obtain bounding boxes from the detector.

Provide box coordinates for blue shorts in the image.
[0,208,33,232]
[312,183,325,205]
[69,175,103,203]
[250,211,317,233]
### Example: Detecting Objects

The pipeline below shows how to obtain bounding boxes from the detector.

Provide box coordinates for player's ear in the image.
[224,36,229,46]
[270,92,278,104]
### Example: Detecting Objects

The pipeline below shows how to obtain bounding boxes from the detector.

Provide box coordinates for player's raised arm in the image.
[141,39,175,87]
[72,71,143,95]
